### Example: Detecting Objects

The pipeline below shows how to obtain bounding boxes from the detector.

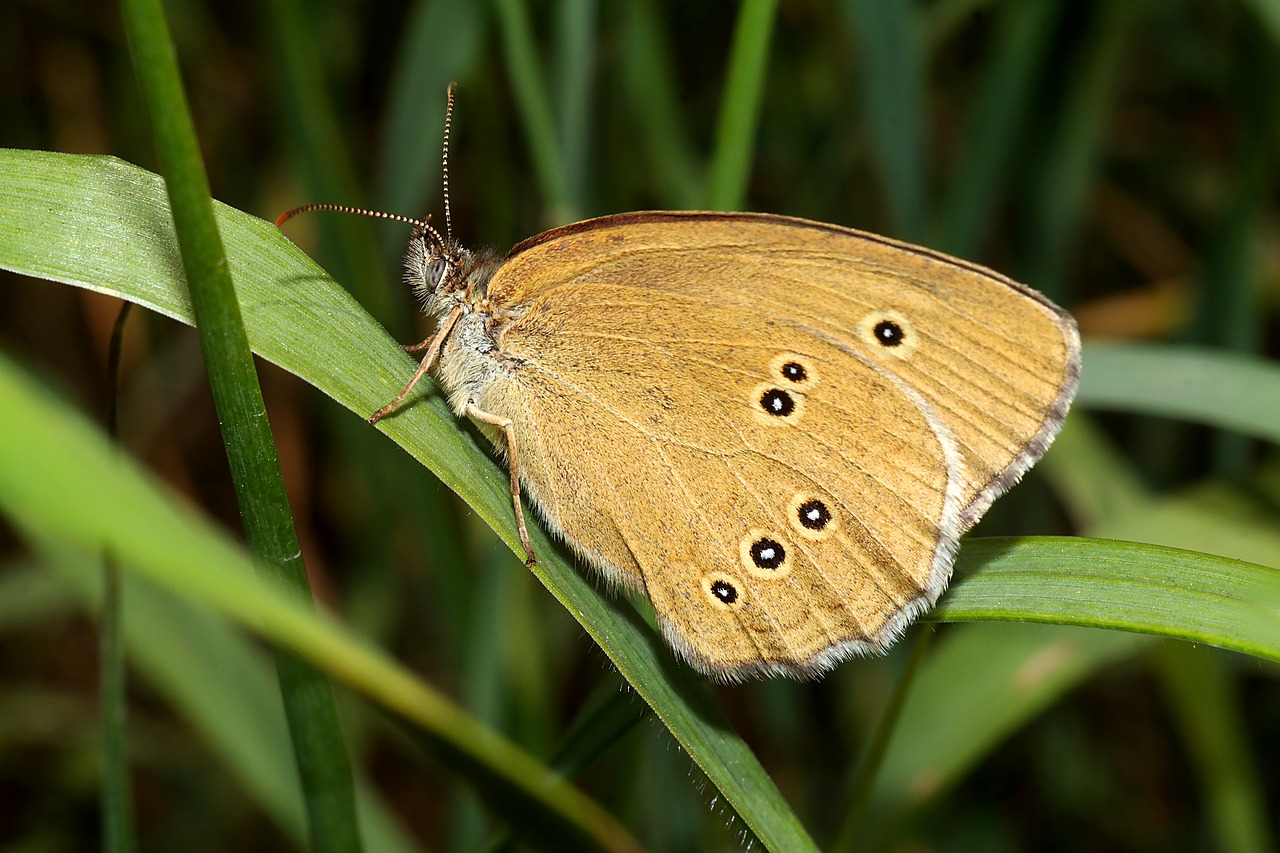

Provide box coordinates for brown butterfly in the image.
[280,86,1080,680]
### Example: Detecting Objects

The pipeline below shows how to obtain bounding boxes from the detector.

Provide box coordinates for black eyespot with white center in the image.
[797,499,832,531]
[760,389,795,417]
[874,319,905,347]
[753,371,807,426]
[750,537,786,570]
[860,311,917,358]
[788,493,840,540]
[710,579,738,604]
[769,353,819,391]
[704,573,746,609]
[741,529,794,575]
[780,361,807,383]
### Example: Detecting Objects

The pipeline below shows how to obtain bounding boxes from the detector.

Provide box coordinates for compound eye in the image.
[427,258,449,288]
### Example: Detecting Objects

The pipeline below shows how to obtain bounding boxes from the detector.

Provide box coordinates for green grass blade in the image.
[1021,1,1133,298]
[492,0,573,221]
[840,0,927,240]
[1156,645,1275,853]
[705,0,778,211]
[376,0,488,227]
[1078,343,1280,444]
[0,349,642,853]
[935,537,1280,662]
[936,0,1060,256]
[618,1,702,209]
[119,1,362,848]
[0,150,817,852]
[100,559,133,853]
[554,0,599,216]
[102,304,135,853]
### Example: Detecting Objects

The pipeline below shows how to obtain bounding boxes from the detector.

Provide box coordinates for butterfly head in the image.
[404,222,502,320]
[405,217,460,293]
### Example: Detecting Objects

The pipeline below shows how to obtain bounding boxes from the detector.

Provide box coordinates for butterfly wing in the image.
[471,212,1079,679]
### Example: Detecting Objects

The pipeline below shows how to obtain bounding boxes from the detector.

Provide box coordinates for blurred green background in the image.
[1,0,1278,850]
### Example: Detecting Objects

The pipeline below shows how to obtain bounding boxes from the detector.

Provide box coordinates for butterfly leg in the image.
[464,401,536,567]
[369,304,465,424]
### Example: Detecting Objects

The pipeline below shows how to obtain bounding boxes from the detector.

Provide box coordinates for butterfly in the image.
[280,86,1080,680]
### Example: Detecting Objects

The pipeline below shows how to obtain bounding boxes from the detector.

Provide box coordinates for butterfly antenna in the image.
[442,82,457,245]
[275,203,447,252]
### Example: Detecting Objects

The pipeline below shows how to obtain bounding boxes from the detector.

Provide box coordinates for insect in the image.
[279,86,1080,681]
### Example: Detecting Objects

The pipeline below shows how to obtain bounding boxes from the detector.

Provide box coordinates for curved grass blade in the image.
[936,537,1280,662]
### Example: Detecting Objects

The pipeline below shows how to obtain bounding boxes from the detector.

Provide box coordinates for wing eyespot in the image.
[788,492,840,541]
[740,529,793,578]
[704,574,745,609]
[761,389,794,416]
[859,310,918,359]
[769,352,819,390]
[751,383,805,427]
